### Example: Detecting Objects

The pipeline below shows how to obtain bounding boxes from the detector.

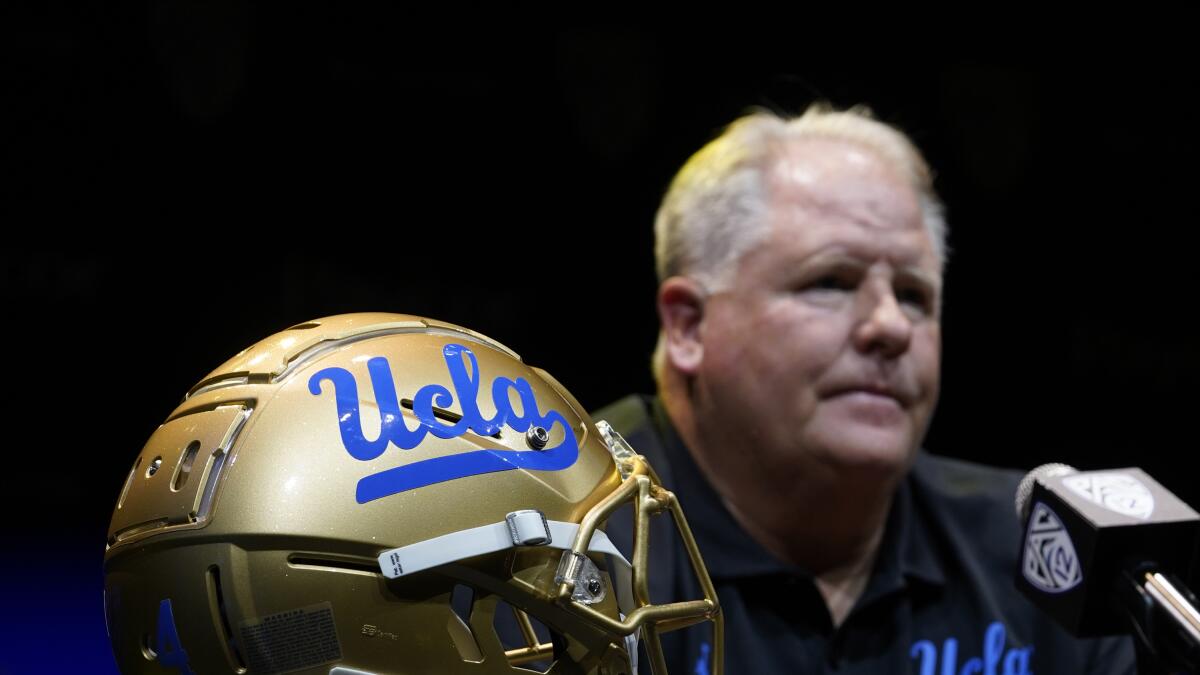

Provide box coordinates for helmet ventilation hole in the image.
[447,584,482,662]
[172,441,202,491]
[140,633,157,660]
[206,565,247,673]
[494,600,556,673]
[399,398,503,440]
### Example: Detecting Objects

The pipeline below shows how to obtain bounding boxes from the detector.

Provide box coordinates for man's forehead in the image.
[767,137,921,221]
[771,137,896,182]
[682,136,940,293]
[755,138,928,251]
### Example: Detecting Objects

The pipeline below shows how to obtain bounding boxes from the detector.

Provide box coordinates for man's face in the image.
[694,138,942,482]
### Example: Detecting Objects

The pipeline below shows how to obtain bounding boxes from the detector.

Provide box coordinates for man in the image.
[598,106,1136,673]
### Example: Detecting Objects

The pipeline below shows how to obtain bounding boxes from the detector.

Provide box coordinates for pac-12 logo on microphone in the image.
[1063,472,1155,520]
[1022,502,1082,593]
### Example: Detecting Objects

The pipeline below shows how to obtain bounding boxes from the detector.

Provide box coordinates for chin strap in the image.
[376,509,634,614]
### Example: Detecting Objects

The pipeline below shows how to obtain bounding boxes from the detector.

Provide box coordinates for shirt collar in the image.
[857,470,947,608]
[650,397,794,579]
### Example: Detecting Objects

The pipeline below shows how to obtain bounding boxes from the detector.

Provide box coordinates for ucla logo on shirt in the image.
[308,343,579,503]
[910,622,1032,675]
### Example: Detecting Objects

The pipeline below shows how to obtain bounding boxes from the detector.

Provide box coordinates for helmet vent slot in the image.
[206,565,247,673]
[140,632,157,660]
[399,398,503,440]
[450,583,474,625]
[287,554,380,576]
[171,441,202,492]
[494,601,556,672]
[285,322,321,331]
[195,448,228,521]
[447,584,483,662]
[111,518,168,544]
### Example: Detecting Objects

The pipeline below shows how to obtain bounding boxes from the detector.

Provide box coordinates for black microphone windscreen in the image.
[1014,462,1077,523]
[1014,465,1200,636]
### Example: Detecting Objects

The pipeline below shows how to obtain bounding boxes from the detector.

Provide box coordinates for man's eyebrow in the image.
[804,249,940,280]
[795,246,861,265]
[897,267,942,290]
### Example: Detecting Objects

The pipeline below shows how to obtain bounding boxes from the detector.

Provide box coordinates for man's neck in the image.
[661,388,898,626]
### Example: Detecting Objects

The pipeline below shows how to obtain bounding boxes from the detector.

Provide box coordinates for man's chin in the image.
[810,426,917,477]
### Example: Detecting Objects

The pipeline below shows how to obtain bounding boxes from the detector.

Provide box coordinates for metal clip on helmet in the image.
[104,313,722,675]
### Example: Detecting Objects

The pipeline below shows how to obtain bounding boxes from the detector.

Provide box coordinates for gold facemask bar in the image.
[550,448,724,675]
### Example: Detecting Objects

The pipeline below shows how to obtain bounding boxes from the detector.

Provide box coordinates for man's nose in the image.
[852,285,913,358]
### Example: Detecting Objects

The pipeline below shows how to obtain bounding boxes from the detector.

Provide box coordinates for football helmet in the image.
[104,313,722,675]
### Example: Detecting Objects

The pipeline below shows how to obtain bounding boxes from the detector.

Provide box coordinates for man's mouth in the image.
[825,383,910,407]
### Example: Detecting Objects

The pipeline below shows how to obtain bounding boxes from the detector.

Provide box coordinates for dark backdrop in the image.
[4,7,1196,673]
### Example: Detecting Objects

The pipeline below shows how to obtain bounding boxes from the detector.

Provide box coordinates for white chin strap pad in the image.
[377,509,640,673]
[376,510,634,611]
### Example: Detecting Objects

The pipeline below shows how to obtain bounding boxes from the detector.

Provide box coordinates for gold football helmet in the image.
[104,313,721,675]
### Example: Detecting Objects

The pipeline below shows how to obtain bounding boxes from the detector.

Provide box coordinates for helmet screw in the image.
[526,426,550,450]
[147,457,163,477]
[586,578,603,596]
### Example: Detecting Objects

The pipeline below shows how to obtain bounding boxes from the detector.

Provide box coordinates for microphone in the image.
[1014,463,1200,670]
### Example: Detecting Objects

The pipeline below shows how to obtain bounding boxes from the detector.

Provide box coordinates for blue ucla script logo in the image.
[308,344,579,503]
[910,622,1032,675]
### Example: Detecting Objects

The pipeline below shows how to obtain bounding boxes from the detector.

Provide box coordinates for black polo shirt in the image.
[596,395,1136,675]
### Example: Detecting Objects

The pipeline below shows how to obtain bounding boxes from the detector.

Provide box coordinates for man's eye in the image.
[896,287,932,312]
[808,275,854,292]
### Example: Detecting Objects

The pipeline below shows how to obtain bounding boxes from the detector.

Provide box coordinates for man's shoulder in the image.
[591,394,656,434]
[591,394,669,463]
[909,452,1026,567]
[911,452,1024,507]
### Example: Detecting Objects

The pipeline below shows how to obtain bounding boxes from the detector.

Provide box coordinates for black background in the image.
[4,6,1198,672]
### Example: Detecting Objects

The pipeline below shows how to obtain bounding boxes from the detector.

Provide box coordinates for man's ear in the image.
[657,276,707,375]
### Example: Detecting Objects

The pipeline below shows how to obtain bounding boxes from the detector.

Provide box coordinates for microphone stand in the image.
[1120,565,1200,673]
